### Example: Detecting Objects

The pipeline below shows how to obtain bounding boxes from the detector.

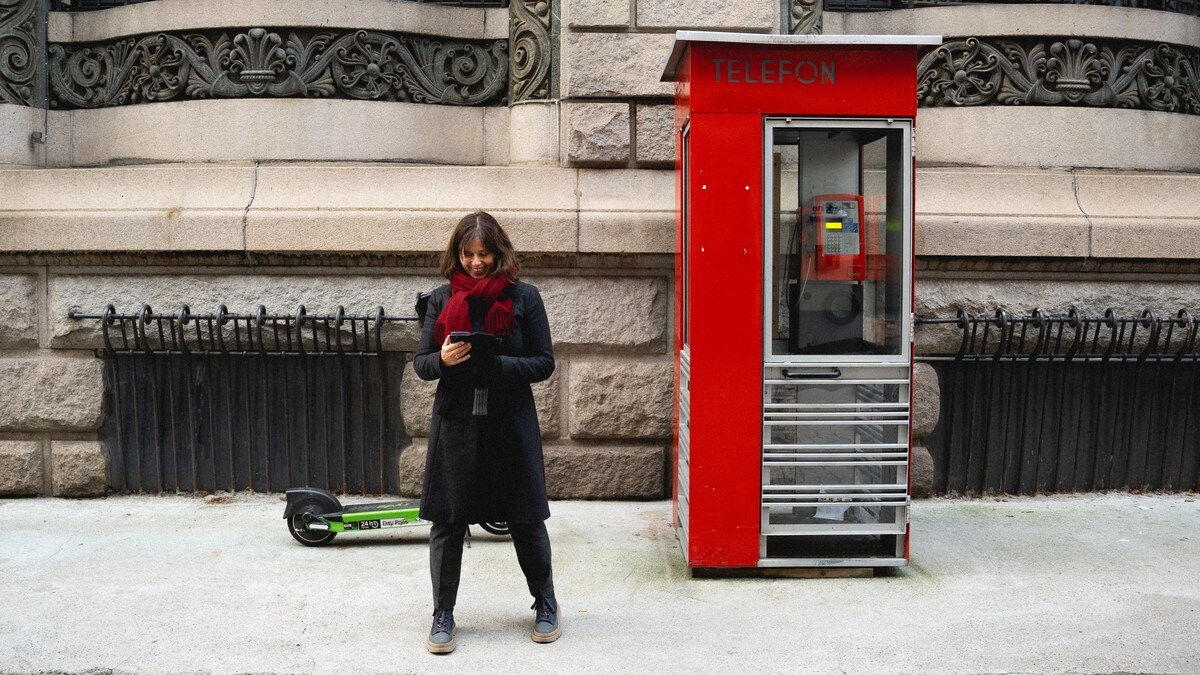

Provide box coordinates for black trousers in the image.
[429,520,556,611]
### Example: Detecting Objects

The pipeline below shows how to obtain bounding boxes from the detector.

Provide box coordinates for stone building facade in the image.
[1,0,1197,498]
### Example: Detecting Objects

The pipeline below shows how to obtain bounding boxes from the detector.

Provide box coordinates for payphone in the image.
[803,194,865,282]
[791,193,866,353]
[663,32,939,570]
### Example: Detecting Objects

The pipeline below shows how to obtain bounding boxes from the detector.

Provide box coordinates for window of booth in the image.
[764,118,912,361]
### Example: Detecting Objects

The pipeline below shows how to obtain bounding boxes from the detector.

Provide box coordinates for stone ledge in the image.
[916,167,1088,258]
[917,167,1084,218]
[917,167,1200,258]
[50,440,107,497]
[53,0,507,43]
[1,164,256,210]
[578,212,675,255]
[576,168,674,255]
[12,162,1194,261]
[0,440,43,496]
[1,212,245,253]
[834,4,1200,49]
[1077,172,1200,259]
[1091,220,1200,260]
[2,160,251,250]
[0,356,104,431]
[248,163,577,253]
[246,211,577,255]
[1076,171,1200,218]
[917,215,1090,258]
[918,107,1200,172]
[251,164,576,211]
[578,169,674,213]
[397,440,666,499]
[3,163,588,255]
[576,166,681,253]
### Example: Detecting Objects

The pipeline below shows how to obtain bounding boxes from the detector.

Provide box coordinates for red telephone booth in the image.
[662,32,940,570]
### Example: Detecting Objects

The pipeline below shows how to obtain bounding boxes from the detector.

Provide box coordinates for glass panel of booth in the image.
[763,117,912,362]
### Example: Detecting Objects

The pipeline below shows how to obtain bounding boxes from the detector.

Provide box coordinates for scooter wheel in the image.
[479,522,510,536]
[289,502,337,547]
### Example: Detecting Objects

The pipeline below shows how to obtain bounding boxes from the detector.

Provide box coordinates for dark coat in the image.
[413,281,555,524]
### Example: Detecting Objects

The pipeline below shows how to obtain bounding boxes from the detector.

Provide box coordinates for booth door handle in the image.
[782,368,842,380]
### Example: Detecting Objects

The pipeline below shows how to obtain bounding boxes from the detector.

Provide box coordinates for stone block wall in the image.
[910,362,940,498]
[1,138,678,499]
[0,273,107,497]
[396,274,674,499]
[559,0,778,167]
[2,265,673,499]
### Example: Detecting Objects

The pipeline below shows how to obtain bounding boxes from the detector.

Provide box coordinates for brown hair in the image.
[439,211,520,282]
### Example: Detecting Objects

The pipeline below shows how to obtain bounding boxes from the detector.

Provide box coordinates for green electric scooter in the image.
[283,487,510,546]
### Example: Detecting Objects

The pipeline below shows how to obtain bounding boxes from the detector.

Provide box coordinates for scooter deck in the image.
[318,500,428,532]
[338,500,420,515]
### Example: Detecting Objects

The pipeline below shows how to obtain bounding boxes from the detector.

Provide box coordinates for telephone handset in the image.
[803,194,866,282]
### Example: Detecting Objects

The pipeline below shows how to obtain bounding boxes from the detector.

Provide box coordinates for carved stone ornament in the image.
[918,37,1200,115]
[509,0,553,102]
[787,0,823,36]
[0,0,38,106]
[48,27,509,109]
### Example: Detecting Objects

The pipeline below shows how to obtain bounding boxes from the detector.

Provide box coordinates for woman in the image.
[412,211,559,654]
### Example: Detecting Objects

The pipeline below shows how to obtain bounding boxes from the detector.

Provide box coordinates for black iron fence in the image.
[70,303,427,495]
[917,308,1200,495]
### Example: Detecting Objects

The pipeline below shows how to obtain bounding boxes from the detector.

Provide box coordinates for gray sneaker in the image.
[531,599,561,643]
[426,608,456,654]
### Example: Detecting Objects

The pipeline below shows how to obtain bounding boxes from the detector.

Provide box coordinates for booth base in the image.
[692,567,877,579]
[765,533,903,559]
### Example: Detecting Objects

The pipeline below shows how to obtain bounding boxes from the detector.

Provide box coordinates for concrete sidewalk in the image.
[0,493,1197,674]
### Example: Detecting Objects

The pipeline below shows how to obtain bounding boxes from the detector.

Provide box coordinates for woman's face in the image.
[459,237,495,280]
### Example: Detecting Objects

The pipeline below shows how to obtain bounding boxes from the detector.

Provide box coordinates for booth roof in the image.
[661,31,943,82]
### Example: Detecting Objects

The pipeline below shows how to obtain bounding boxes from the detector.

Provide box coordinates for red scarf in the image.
[434,272,514,345]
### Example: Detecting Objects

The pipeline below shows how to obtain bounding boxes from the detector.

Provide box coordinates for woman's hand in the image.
[440,335,472,367]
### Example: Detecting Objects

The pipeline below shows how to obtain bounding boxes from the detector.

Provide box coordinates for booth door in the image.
[760,117,913,565]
